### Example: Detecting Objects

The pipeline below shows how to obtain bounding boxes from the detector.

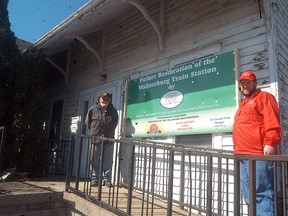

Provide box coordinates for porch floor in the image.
[0,177,199,216]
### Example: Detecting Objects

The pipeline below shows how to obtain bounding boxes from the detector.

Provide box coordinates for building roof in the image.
[16,38,32,53]
[34,0,149,55]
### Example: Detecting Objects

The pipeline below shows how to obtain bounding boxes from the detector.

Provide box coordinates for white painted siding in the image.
[42,1,288,213]
[268,0,288,152]
[47,0,278,148]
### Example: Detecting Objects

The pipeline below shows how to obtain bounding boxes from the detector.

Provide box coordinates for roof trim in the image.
[34,0,107,48]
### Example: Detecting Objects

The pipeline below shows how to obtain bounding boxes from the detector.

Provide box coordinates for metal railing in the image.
[234,154,288,216]
[47,139,70,175]
[65,134,288,216]
[0,126,6,172]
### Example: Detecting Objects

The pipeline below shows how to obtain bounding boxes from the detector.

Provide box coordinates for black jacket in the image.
[85,103,118,137]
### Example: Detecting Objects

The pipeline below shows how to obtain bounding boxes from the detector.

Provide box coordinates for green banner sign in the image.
[126,51,237,137]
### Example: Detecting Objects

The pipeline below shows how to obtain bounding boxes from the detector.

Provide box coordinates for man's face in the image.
[99,96,111,109]
[239,79,257,98]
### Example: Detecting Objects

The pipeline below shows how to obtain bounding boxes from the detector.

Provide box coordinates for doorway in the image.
[48,99,64,174]
[75,83,121,178]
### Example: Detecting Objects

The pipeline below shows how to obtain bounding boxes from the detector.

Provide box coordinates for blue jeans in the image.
[91,142,114,181]
[240,160,275,216]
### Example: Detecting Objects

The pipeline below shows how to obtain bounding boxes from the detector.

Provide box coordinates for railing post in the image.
[65,133,75,192]
[234,157,240,215]
[206,155,212,216]
[0,126,6,172]
[141,146,148,215]
[150,147,157,213]
[75,135,84,190]
[249,159,256,216]
[97,137,105,201]
[217,157,222,215]
[282,161,287,216]
[127,144,135,215]
[167,149,174,216]
[84,135,91,194]
[274,161,278,215]
[180,151,185,210]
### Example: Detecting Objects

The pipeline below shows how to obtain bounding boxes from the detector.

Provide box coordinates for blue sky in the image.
[8,0,89,43]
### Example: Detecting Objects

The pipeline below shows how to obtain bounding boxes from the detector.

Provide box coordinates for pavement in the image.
[0,175,197,216]
[0,176,117,216]
[0,175,67,196]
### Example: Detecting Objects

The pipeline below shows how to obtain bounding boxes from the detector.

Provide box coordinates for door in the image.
[75,83,121,178]
[73,92,93,177]
[48,99,64,174]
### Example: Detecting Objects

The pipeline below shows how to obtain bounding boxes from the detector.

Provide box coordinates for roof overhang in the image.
[34,0,145,55]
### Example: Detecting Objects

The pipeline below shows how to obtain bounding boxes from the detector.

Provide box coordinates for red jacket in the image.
[233,89,282,155]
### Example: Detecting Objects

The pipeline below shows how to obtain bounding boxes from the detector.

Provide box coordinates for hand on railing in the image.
[263,145,275,155]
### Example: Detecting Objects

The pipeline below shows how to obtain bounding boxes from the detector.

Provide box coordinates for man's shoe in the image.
[91,180,98,187]
[103,180,112,187]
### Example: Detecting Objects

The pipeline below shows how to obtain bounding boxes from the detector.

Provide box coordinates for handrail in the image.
[65,134,288,215]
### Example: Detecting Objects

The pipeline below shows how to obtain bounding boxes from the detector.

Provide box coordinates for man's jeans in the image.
[240,160,275,216]
[91,142,114,182]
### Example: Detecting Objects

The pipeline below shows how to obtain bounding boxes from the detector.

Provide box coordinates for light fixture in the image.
[100,74,107,81]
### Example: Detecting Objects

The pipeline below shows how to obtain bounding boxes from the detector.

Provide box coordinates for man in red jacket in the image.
[233,70,282,216]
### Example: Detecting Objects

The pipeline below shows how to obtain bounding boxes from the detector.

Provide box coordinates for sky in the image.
[8,0,89,43]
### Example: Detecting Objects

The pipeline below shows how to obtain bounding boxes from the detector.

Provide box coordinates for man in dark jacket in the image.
[85,92,118,187]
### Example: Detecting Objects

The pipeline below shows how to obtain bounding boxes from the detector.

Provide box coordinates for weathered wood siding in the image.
[51,0,277,143]
[269,0,288,151]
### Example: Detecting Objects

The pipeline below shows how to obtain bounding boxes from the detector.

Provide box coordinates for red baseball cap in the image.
[239,70,256,81]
